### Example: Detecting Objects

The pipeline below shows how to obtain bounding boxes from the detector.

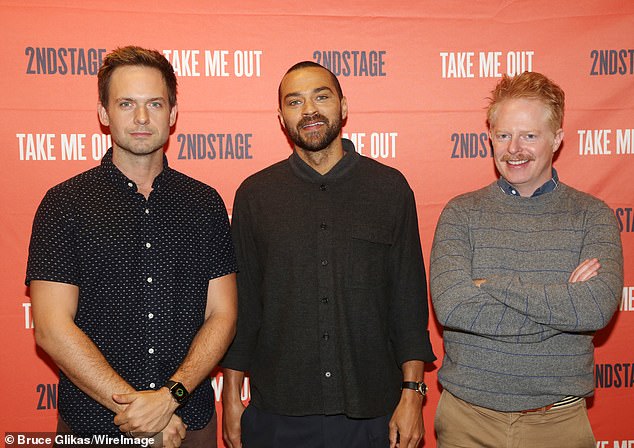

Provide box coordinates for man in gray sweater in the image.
[430,71,623,447]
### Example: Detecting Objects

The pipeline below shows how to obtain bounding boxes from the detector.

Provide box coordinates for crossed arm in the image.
[430,201,623,342]
[474,257,600,287]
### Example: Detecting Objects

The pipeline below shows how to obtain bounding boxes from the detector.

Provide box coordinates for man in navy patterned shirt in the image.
[26,46,237,448]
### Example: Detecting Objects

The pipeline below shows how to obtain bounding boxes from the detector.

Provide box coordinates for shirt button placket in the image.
[316,181,337,405]
[142,199,158,380]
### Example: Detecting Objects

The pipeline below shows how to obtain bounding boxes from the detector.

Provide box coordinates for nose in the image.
[134,106,149,125]
[301,99,317,116]
[507,134,521,154]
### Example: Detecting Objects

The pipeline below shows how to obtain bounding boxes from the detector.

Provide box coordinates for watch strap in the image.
[401,381,428,396]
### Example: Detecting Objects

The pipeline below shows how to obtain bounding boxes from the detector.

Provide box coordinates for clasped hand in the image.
[113,389,182,436]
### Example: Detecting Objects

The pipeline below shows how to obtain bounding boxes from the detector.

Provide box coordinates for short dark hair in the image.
[278,61,343,107]
[98,46,177,108]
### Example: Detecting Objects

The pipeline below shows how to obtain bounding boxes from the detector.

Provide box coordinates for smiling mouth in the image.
[301,121,325,130]
[507,159,529,165]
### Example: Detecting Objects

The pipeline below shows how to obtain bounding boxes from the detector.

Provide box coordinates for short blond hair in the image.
[487,71,565,133]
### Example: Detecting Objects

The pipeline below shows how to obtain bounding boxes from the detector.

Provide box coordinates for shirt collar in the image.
[288,138,360,183]
[497,168,559,198]
[101,147,171,192]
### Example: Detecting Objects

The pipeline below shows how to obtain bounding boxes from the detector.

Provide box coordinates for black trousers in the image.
[241,405,390,448]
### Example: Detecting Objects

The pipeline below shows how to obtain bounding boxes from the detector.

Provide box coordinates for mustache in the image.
[501,154,535,162]
[297,114,329,128]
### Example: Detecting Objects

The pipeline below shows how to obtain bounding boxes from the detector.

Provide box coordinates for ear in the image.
[277,108,286,130]
[552,128,564,153]
[98,102,109,126]
[341,96,348,120]
[169,103,178,127]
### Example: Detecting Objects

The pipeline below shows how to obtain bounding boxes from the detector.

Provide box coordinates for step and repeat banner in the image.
[1,1,632,446]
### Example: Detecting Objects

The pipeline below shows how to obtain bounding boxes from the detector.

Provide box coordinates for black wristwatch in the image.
[401,381,428,397]
[164,380,190,406]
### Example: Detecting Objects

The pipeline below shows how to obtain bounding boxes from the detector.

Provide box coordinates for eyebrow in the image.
[283,86,334,101]
[115,96,167,102]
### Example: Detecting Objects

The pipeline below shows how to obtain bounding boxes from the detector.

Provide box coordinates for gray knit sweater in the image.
[430,181,623,412]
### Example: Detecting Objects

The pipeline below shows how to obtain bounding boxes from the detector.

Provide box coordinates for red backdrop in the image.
[1,1,632,446]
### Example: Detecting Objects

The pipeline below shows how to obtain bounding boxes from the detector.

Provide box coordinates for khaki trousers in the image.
[434,390,595,448]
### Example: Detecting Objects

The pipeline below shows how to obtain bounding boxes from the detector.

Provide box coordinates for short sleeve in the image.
[26,189,80,286]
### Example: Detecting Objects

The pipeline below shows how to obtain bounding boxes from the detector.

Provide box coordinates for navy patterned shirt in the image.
[26,148,237,435]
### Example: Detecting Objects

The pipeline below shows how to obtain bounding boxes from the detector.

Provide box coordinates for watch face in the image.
[169,383,189,403]
[173,385,186,400]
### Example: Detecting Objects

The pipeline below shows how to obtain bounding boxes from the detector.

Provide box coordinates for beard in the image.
[285,113,343,152]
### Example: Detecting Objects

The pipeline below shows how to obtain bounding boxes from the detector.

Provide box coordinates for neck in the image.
[295,138,345,175]
[112,147,164,198]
